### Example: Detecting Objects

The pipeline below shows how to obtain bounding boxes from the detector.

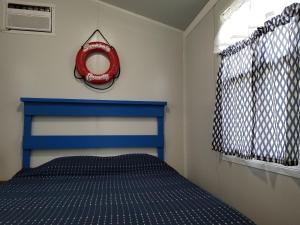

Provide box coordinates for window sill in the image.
[222,155,300,179]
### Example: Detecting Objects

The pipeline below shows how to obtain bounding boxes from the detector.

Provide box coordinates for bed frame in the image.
[21,98,167,168]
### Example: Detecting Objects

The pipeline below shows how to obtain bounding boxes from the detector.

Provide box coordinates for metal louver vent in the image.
[3,1,54,34]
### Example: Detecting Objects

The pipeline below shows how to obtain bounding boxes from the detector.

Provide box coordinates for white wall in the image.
[0,0,184,180]
[184,1,300,225]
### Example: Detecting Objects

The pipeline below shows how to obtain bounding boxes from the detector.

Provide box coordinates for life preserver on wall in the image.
[75,41,120,85]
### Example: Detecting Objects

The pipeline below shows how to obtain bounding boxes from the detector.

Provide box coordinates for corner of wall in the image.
[182,33,188,177]
[182,0,218,178]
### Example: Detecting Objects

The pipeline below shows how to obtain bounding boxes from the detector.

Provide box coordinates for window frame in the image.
[216,1,300,176]
[222,154,300,178]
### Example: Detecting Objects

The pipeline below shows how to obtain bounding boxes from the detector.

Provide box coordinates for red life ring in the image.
[75,41,120,85]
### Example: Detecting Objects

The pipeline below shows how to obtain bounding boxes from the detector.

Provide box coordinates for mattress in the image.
[0,154,255,225]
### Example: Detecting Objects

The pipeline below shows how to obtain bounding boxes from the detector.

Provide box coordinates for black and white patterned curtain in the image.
[212,3,300,166]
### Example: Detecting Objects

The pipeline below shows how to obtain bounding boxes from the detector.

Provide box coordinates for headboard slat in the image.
[24,103,164,117]
[24,135,162,149]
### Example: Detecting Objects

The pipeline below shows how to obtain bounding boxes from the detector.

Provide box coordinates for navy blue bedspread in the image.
[0,154,255,225]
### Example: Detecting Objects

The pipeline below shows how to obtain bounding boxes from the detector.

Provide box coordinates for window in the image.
[214,0,297,53]
[212,2,300,177]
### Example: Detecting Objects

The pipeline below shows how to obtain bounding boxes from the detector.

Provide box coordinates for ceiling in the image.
[98,0,209,30]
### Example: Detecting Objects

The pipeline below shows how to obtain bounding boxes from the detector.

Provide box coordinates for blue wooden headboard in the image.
[21,98,167,168]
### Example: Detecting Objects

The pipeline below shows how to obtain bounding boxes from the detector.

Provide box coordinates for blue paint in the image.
[21,98,167,168]
[22,115,32,168]
[24,103,164,117]
[24,135,162,149]
[157,117,165,160]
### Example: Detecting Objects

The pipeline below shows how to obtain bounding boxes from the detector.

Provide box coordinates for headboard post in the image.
[21,98,167,168]
[23,115,32,168]
[157,117,164,160]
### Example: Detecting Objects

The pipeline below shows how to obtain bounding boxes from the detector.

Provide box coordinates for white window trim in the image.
[222,155,300,179]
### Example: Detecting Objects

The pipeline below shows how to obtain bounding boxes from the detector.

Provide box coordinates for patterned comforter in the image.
[0,154,255,225]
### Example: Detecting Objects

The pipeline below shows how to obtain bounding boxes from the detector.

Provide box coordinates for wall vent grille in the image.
[3,1,54,34]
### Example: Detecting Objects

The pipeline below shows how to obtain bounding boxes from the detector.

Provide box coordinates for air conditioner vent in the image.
[8,3,51,12]
[3,1,55,34]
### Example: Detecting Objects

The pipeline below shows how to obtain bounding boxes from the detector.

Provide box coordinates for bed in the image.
[0,98,255,225]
